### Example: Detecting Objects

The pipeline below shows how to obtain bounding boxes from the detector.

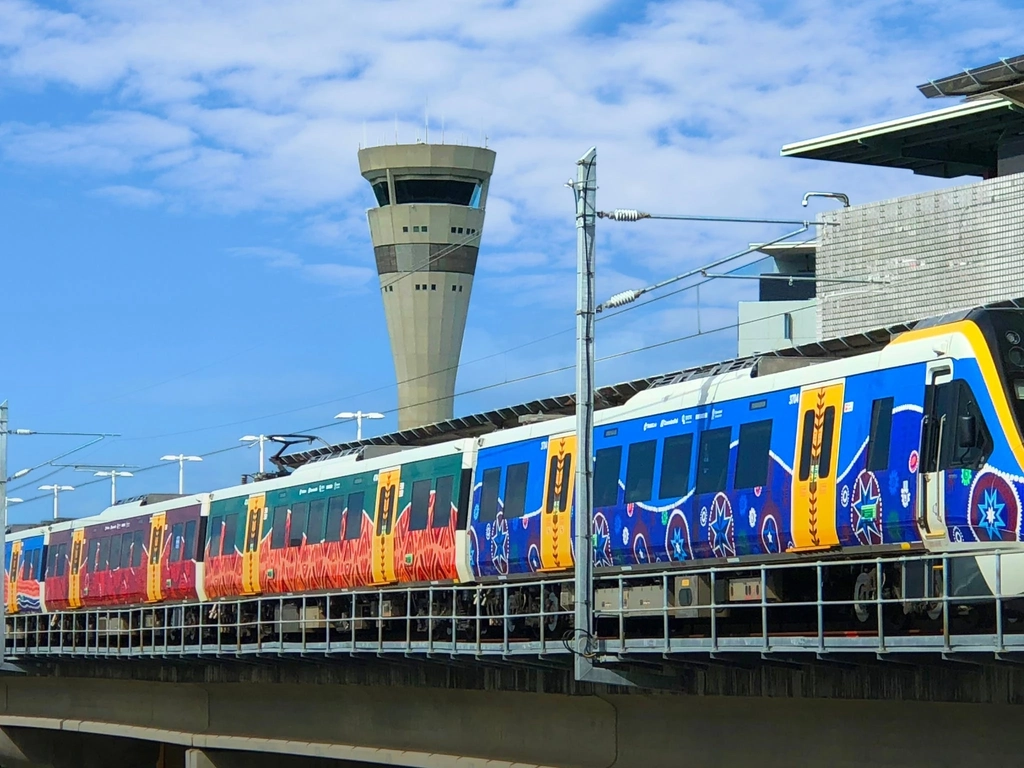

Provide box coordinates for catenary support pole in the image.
[0,401,7,664]
[574,148,597,682]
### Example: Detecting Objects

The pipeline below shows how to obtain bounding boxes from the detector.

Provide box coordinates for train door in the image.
[146,512,166,603]
[790,382,844,552]
[371,468,399,585]
[68,529,85,609]
[919,361,953,539]
[241,494,264,595]
[541,432,576,570]
[6,540,21,614]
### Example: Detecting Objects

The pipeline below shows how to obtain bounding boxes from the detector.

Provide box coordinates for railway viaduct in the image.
[0,656,1022,768]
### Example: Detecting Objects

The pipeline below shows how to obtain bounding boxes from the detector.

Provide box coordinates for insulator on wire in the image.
[598,209,650,222]
[602,289,643,309]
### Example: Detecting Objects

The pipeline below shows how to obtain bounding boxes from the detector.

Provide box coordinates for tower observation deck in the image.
[358,143,496,430]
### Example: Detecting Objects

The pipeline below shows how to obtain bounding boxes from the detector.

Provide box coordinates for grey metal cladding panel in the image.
[374,245,397,275]
[818,172,1024,338]
[376,244,479,275]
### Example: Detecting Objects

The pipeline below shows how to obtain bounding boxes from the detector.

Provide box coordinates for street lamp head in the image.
[183,456,203,462]
[94,470,133,478]
[364,413,385,420]
[334,412,355,419]
[38,484,74,492]
[240,435,260,443]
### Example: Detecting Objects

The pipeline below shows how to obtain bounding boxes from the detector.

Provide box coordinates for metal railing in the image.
[6,548,1024,662]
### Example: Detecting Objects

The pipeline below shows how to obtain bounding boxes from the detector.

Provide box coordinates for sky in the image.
[0,0,1019,523]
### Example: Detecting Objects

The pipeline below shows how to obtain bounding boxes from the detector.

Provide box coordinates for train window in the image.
[594,446,623,508]
[925,380,992,471]
[819,407,836,479]
[109,533,123,570]
[503,463,529,519]
[119,535,133,571]
[20,556,30,580]
[183,520,197,560]
[55,544,66,577]
[289,502,308,547]
[696,427,731,495]
[270,506,288,550]
[98,536,111,572]
[544,453,573,514]
[46,546,57,579]
[479,467,501,522]
[132,531,144,567]
[432,475,454,528]
[208,518,222,560]
[867,397,894,471]
[344,492,365,540]
[735,419,773,490]
[798,409,815,481]
[659,434,693,499]
[30,550,40,580]
[90,539,102,572]
[221,513,239,557]
[624,440,657,503]
[169,523,184,563]
[306,500,326,544]
[326,497,345,542]
[409,480,432,531]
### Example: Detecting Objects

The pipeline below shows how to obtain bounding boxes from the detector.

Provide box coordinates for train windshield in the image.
[976,308,1024,436]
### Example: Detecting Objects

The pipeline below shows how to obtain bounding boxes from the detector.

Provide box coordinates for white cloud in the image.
[92,184,164,207]
[227,246,375,291]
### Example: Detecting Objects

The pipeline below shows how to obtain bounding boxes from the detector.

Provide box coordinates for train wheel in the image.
[853,571,876,624]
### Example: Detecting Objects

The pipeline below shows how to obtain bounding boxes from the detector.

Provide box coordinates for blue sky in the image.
[0,0,1019,522]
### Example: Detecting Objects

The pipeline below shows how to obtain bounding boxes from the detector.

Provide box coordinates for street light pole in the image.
[160,454,202,494]
[334,411,384,441]
[38,484,74,520]
[93,470,133,505]
[240,435,270,475]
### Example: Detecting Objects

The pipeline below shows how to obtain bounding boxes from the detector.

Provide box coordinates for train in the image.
[7,305,1024,642]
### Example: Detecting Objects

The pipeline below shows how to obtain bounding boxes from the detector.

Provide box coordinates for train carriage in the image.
[204,440,477,602]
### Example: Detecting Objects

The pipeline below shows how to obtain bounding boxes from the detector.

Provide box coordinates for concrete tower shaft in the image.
[358,143,496,430]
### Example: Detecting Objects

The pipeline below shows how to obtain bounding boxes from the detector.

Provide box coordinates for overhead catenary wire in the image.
[7,291,866,513]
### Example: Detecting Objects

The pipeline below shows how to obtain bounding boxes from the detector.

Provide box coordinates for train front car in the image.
[900,308,1024,610]
[4,528,45,616]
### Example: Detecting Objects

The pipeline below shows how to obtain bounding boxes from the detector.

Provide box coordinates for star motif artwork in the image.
[850,471,883,545]
[976,488,1006,539]
[708,493,735,558]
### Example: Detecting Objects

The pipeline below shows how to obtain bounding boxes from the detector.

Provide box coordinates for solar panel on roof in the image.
[919,55,1024,99]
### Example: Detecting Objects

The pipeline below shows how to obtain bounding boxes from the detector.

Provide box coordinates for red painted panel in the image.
[80,514,151,608]
[43,529,73,612]
[159,504,202,603]
[393,492,458,584]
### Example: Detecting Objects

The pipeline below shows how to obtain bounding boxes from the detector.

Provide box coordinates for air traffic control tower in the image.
[358,143,496,430]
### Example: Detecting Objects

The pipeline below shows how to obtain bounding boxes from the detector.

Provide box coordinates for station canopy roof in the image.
[781,96,1024,179]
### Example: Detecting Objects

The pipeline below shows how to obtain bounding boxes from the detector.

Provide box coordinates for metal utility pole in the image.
[1,401,7,666]
[574,147,597,681]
